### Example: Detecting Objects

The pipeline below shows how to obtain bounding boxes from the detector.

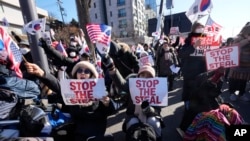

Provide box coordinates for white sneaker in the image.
[240,94,250,102]
[230,94,238,101]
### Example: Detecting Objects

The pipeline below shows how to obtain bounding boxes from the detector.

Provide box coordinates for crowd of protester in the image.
[0,21,250,141]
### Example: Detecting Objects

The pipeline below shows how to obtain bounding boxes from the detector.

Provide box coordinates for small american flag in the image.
[56,41,68,57]
[0,26,23,78]
[86,24,112,46]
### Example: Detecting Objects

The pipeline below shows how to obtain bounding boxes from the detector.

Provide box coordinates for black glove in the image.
[39,38,50,51]
[102,54,115,70]
[141,100,155,116]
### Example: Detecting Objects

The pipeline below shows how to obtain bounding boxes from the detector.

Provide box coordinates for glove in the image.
[39,38,50,51]
[102,54,115,70]
[141,100,155,116]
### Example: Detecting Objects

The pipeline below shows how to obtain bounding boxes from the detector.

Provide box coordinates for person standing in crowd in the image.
[25,60,115,141]
[143,43,155,61]
[104,41,140,98]
[102,54,165,141]
[222,37,234,83]
[156,38,179,91]
[178,22,207,109]
[228,22,250,102]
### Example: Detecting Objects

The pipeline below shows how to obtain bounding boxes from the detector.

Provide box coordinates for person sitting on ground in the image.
[102,54,165,141]
[25,61,115,141]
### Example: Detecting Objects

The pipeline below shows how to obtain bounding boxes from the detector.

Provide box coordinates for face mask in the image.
[20,48,30,55]
[70,42,77,47]
[195,28,204,33]
[69,52,76,58]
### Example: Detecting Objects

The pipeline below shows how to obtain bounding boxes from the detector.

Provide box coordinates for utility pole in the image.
[153,0,165,46]
[57,0,66,24]
[19,0,49,72]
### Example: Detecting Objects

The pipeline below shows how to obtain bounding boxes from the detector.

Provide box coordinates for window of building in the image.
[94,2,96,8]
[118,8,126,17]
[109,0,111,6]
[110,11,112,17]
[117,0,125,6]
[111,22,113,27]
[119,19,127,28]
[95,13,98,19]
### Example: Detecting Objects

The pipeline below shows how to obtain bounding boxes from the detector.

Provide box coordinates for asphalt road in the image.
[105,78,250,141]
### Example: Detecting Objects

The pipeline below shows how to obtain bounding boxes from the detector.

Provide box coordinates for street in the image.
[105,78,250,141]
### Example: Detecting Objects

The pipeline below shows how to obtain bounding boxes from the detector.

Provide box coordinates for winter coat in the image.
[178,33,207,80]
[156,45,178,76]
[37,71,115,140]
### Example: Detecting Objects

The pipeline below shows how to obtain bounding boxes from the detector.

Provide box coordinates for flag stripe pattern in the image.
[0,26,23,78]
[86,24,111,46]
[56,41,68,57]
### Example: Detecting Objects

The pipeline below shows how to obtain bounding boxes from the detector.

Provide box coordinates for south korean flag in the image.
[23,18,46,35]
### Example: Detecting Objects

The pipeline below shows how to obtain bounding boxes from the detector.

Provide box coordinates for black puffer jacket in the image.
[108,41,139,78]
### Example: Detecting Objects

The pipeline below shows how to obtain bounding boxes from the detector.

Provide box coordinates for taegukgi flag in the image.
[24,18,46,35]
[186,0,213,23]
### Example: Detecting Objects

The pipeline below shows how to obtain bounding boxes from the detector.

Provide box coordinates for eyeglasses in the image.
[76,68,91,74]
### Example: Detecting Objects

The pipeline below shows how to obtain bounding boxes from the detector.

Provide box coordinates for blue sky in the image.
[35,0,250,39]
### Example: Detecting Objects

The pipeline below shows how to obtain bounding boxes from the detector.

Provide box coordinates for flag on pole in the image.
[186,0,213,23]
[0,26,23,78]
[23,18,46,35]
[56,41,68,57]
[166,0,174,9]
[205,16,223,41]
[205,16,222,34]
[1,17,9,27]
[86,24,112,46]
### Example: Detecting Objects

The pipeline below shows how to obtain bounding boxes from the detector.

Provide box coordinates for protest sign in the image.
[205,46,239,70]
[60,78,106,105]
[129,78,168,106]
[139,55,154,67]
[169,27,179,35]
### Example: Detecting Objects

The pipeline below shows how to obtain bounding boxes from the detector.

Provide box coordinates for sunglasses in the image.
[76,68,91,74]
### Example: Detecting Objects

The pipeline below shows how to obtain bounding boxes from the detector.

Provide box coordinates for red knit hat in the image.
[138,64,155,77]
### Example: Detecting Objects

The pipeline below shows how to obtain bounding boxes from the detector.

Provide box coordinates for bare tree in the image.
[75,0,95,60]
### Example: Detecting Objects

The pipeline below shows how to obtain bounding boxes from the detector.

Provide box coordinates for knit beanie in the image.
[71,61,98,78]
[138,64,155,77]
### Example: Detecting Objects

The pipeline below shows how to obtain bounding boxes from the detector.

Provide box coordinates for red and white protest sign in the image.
[205,46,239,70]
[129,78,168,106]
[169,27,179,35]
[60,78,106,105]
[139,55,154,67]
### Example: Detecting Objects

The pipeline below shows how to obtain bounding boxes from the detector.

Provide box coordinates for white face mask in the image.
[20,48,30,55]
[195,28,204,33]
[69,52,76,57]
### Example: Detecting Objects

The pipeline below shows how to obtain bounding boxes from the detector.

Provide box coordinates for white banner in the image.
[129,78,168,106]
[60,78,106,105]
[205,46,239,70]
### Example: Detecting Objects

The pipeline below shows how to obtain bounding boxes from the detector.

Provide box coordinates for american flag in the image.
[0,26,23,78]
[56,41,68,57]
[205,16,223,41]
[86,24,112,46]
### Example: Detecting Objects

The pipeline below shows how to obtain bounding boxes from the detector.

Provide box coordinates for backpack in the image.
[126,122,157,141]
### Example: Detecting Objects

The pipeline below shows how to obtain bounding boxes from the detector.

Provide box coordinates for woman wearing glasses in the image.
[25,61,115,141]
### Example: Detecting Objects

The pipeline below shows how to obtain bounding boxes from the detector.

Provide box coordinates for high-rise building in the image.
[89,0,147,40]
[145,0,157,12]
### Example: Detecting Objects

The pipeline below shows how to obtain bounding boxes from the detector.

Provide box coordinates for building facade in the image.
[89,0,148,43]
[0,0,48,35]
